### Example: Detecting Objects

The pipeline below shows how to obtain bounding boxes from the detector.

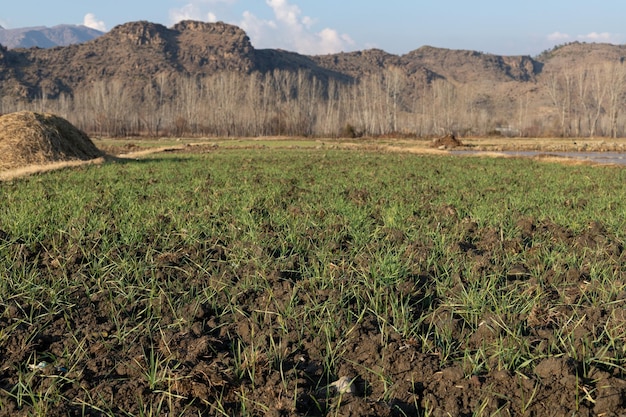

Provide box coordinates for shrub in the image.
[340,123,361,138]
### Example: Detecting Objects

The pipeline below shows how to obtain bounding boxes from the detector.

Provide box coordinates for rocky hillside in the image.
[0,24,103,49]
[0,21,259,98]
[2,20,626,137]
[536,41,626,74]
[0,19,548,100]
[3,20,622,97]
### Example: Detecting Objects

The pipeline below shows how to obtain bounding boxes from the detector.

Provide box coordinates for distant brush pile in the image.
[431,134,463,149]
[0,111,103,171]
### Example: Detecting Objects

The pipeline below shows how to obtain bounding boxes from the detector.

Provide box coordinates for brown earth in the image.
[1,167,625,415]
[1,222,624,417]
[0,111,103,171]
[430,134,463,149]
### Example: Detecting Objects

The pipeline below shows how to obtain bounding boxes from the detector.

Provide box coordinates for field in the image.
[1,143,626,416]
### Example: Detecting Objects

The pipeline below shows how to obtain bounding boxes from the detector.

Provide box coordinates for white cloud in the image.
[83,13,106,32]
[547,31,570,42]
[547,31,622,45]
[169,0,235,24]
[241,10,275,38]
[301,28,353,55]
[268,0,300,27]
[169,4,204,22]
[169,0,354,54]
[241,0,354,54]
[301,16,315,29]
[577,31,621,43]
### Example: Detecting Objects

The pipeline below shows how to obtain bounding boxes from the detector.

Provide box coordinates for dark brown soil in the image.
[1,213,625,417]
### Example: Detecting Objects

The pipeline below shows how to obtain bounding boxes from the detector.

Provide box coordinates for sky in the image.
[0,0,624,56]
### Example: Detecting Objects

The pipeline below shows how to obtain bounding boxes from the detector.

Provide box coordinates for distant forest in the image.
[3,62,626,138]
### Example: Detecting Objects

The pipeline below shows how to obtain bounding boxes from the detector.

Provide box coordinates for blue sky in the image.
[0,0,624,56]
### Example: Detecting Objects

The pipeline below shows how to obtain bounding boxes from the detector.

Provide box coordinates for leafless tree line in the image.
[543,62,626,138]
[2,62,626,138]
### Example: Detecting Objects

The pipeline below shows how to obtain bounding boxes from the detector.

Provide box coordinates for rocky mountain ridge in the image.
[0,20,550,99]
[2,19,626,136]
[0,24,103,49]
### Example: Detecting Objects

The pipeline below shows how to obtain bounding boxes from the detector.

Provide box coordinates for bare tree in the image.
[544,71,572,137]
[604,61,626,138]
[588,65,609,137]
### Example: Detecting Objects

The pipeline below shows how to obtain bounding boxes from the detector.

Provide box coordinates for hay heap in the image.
[431,134,463,149]
[0,111,103,171]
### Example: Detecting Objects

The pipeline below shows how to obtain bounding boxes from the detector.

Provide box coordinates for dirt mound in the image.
[0,111,103,171]
[431,134,463,149]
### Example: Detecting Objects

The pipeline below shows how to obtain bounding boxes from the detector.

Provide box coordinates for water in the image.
[451,150,626,165]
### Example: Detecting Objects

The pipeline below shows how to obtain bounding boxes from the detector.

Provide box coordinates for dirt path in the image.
[0,157,107,181]
[0,146,187,181]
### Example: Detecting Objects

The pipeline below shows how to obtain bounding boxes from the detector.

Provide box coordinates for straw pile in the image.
[0,111,103,171]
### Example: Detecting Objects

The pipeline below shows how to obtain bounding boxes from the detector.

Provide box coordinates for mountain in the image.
[536,41,626,75]
[1,20,624,99]
[0,24,103,49]
[2,20,626,137]
[0,20,546,99]
[0,20,355,99]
